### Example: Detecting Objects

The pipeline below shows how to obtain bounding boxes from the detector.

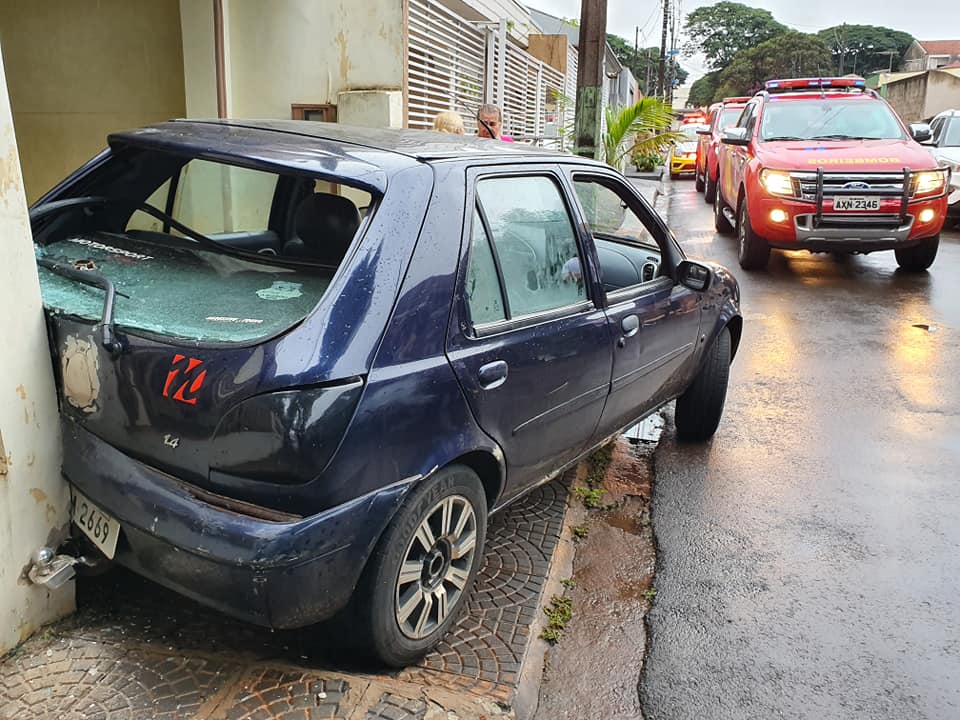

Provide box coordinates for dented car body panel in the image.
[33,120,741,629]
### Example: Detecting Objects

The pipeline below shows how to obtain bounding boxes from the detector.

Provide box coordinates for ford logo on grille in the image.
[842,181,870,190]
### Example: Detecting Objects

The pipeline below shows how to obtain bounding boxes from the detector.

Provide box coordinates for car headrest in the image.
[293,192,361,265]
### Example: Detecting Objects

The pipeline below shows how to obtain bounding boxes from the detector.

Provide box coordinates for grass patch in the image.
[573,486,605,509]
[561,578,577,589]
[571,524,590,540]
[539,594,574,644]
[642,588,657,603]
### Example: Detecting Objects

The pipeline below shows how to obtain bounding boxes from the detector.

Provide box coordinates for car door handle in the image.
[478,360,508,390]
[620,314,640,339]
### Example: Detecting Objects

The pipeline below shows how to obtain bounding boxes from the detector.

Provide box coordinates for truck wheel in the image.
[714,183,733,234]
[675,327,731,441]
[695,170,705,192]
[704,172,717,205]
[737,200,770,270]
[895,235,939,272]
[352,465,487,667]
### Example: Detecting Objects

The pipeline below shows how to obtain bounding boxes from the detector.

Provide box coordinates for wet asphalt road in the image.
[641,180,960,720]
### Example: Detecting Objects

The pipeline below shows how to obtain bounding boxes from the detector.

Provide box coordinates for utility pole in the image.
[658,0,668,99]
[668,0,677,105]
[634,25,639,92]
[837,22,847,75]
[574,0,607,159]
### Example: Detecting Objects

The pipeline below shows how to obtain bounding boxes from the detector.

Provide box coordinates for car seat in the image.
[283,192,361,265]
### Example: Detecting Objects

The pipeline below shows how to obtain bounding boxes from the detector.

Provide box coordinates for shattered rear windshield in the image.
[37,235,331,343]
[33,151,375,344]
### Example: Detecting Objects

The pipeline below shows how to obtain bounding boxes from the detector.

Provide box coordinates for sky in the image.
[523,0,958,81]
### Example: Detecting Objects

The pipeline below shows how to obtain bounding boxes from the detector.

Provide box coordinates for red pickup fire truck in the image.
[714,77,950,271]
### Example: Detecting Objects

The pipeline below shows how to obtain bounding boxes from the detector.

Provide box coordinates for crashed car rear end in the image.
[32,122,438,642]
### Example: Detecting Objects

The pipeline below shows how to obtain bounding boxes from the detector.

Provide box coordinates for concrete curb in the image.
[624,166,664,181]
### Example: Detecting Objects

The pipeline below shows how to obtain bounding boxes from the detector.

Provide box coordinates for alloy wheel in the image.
[395,495,477,639]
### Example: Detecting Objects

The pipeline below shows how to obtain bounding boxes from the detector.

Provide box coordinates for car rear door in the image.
[446,168,612,502]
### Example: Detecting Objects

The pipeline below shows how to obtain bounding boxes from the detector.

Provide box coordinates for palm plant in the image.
[602,98,684,170]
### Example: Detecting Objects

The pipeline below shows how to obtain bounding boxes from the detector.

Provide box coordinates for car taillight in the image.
[209,379,363,485]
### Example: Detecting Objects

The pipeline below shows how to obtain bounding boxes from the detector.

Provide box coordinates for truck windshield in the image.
[760,99,904,141]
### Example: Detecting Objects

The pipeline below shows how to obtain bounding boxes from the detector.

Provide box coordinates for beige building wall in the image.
[180,0,405,121]
[0,46,73,655]
[0,0,186,203]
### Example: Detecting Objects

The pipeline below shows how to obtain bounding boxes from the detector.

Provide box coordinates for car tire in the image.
[714,181,733,234]
[704,171,717,205]
[352,465,487,667]
[695,170,705,192]
[895,234,939,272]
[737,198,770,270]
[670,171,679,181]
[675,327,731,441]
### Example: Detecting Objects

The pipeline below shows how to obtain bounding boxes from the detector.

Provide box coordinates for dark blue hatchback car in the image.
[32,120,741,665]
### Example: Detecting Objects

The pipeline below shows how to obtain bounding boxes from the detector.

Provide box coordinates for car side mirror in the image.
[910,123,932,143]
[696,128,711,136]
[720,127,750,146]
[677,260,712,292]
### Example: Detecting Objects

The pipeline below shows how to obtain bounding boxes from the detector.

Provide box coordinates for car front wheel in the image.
[695,168,705,192]
[675,327,731,441]
[895,234,939,272]
[353,465,487,667]
[737,199,770,270]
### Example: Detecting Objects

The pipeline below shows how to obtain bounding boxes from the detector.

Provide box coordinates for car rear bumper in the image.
[61,418,410,629]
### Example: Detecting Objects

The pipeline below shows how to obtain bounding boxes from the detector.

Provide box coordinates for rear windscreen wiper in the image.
[37,258,123,357]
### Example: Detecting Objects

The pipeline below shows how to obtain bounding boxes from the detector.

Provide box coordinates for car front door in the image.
[565,171,702,439]
[446,169,612,502]
[721,101,758,205]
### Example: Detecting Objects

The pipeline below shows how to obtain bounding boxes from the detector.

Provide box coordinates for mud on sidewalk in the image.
[531,435,658,720]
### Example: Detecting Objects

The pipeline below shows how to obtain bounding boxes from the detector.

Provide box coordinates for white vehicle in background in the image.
[928,109,960,221]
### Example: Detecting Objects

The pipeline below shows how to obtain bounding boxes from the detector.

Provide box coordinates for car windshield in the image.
[760,98,904,141]
[32,151,374,344]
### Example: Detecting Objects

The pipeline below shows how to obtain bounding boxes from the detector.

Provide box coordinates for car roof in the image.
[108,119,597,192]
[933,109,960,119]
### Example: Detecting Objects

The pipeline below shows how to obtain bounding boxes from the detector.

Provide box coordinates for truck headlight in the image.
[759,169,794,197]
[913,169,947,196]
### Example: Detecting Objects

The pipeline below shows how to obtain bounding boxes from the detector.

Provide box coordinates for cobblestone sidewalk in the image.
[0,474,571,720]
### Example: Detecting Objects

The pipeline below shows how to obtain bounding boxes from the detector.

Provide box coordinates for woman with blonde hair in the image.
[432,110,465,134]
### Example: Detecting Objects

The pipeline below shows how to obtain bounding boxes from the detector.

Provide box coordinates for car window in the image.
[944,118,960,147]
[128,159,278,235]
[475,175,586,318]
[572,177,663,294]
[718,107,743,131]
[931,118,944,144]
[737,103,756,131]
[465,207,507,325]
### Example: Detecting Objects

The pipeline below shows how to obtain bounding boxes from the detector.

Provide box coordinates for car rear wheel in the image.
[704,171,717,205]
[352,465,487,667]
[714,182,733,234]
[895,234,939,272]
[675,327,731,441]
[737,199,770,270]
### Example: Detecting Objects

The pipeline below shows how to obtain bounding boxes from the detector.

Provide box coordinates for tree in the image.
[601,97,683,169]
[688,72,721,107]
[714,31,833,99]
[683,2,787,70]
[815,24,914,75]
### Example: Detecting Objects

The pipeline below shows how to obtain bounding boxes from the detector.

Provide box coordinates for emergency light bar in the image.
[722,96,752,104]
[765,77,867,92]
